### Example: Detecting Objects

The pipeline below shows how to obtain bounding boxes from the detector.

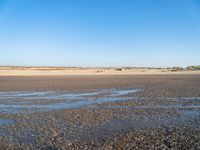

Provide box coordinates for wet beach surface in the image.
[0,75,200,149]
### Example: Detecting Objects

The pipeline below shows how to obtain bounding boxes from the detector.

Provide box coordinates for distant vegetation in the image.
[169,65,200,72]
[186,65,200,71]
[115,68,123,71]
[170,67,184,72]
[0,65,200,71]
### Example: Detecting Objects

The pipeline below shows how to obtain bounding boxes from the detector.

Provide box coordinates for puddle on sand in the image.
[100,105,200,109]
[0,89,141,100]
[0,119,13,125]
[1,88,200,114]
[167,97,200,100]
[0,89,142,114]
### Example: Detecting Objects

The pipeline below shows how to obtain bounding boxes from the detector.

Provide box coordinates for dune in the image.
[0,66,200,76]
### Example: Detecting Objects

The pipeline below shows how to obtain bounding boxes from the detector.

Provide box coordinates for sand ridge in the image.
[0,66,200,76]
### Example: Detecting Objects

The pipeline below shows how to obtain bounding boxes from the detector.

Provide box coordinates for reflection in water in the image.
[0,89,142,114]
[100,105,200,109]
[0,119,13,125]
[0,89,200,114]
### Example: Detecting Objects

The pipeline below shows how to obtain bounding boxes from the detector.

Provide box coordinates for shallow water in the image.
[101,105,200,109]
[0,89,142,114]
[0,119,13,125]
[0,88,200,114]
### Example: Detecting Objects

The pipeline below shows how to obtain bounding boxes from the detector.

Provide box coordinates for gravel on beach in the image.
[0,75,200,149]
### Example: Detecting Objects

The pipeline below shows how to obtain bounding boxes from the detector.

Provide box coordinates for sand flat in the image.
[0,74,200,149]
[0,75,200,149]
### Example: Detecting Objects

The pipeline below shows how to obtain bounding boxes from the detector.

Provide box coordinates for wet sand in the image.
[0,75,200,149]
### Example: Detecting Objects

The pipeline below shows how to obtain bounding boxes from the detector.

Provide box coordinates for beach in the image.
[0,74,200,149]
[1,0,200,149]
[0,66,200,76]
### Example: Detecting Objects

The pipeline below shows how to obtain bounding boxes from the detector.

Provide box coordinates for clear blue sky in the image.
[0,0,200,67]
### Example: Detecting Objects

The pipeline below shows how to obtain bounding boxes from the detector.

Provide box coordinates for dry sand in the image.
[0,66,200,76]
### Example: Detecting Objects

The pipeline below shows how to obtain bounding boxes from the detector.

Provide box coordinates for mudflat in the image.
[0,75,200,149]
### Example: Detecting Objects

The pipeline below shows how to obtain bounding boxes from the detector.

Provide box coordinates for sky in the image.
[0,0,200,67]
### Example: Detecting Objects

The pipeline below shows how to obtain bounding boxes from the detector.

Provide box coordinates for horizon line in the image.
[0,65,199,69]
